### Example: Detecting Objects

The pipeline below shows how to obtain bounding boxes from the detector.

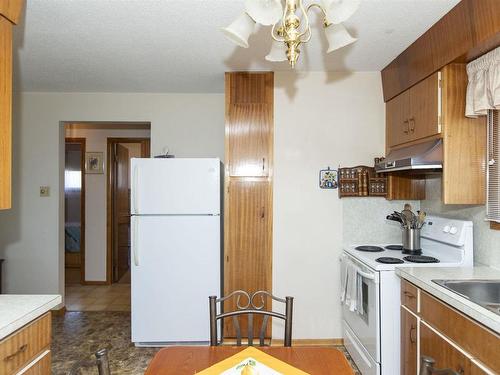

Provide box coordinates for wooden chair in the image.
[209,290,293,347]
[68,349,111,375]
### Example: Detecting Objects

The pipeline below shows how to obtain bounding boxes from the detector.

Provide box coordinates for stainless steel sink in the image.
[432,279,500,316]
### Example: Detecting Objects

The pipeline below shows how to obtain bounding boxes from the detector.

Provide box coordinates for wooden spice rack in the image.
[338,166,387,198]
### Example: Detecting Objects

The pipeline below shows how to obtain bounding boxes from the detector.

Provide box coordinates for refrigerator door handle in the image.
[133,217,140,266]
[132,164,139,214]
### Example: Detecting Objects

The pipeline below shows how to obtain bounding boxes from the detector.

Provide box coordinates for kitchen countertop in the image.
[0,295,62,340]
[396,266,500,334]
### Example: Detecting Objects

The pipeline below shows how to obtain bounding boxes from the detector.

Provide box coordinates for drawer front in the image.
[420,292,500,373]
[401,280,418,313]
[23,351,51,375]
[0,313,51,375]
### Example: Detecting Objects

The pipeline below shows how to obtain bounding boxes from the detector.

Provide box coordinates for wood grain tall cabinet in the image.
[224,72,274,337]
[0,0,24,210]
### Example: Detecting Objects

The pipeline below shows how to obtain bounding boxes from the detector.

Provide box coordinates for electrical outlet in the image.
[40,186,50,197]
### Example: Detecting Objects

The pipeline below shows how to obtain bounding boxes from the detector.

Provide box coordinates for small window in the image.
[487,110,500,223]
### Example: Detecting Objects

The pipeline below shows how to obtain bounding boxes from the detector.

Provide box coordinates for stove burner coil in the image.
[403,255,440,264]
[376,257,404,264]
[355,246,384,253]
[385,245,403,251]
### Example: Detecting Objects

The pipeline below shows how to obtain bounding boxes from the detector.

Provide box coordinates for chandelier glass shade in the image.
[222,0,360,68]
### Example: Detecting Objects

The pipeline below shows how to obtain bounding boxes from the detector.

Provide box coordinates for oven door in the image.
[341,252,380,362]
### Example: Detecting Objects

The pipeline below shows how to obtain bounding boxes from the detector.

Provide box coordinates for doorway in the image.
[64,138,86,285]
[107,138,150,284]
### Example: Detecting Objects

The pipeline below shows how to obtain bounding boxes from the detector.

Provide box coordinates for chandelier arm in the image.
[306,3,328,20]
[271,0,288,42]
[297,0,311,40]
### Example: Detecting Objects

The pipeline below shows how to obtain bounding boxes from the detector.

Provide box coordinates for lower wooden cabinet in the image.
[420,322,470,374]
[0,313,51,375]
[23,351,51,375]
[400,280,498,375]
[401,307,418,375]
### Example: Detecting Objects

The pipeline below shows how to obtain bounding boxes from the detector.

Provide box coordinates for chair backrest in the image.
[209,290,293,347]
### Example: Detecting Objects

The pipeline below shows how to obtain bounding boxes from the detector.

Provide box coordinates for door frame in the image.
[64,137,86,284]
[106,138,150,284]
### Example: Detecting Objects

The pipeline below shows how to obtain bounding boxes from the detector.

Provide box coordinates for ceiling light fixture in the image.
[222,0,360,68]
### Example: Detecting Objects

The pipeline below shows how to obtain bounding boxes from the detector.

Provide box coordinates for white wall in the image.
[0,92,223,296]
[273,71,387,339]
[421,177,500,269]
[65,128,151,281]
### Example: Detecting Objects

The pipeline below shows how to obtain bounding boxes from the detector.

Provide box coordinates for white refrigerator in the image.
[130,158,221,346]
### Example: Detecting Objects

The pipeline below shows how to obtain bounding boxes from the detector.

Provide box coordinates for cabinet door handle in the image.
[4,344,28,361]
[262,158,265,172]
[404,291,416,299]
[403,120,409,134]
[409,117,415,133]
[260,207,265,219]
[410,326,417,344]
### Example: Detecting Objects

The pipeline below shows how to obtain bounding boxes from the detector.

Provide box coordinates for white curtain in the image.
[466,46,500,118]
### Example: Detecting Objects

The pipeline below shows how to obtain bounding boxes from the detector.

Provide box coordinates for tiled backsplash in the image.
[421,177,500,269]
[342,198,420,245]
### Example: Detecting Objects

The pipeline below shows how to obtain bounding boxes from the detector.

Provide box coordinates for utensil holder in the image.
[402,228,422,254]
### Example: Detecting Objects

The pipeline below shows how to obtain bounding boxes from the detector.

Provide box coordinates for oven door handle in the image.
[357,269,378,283]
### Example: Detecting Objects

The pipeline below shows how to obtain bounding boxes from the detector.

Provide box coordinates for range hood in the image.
[375,139,443,173]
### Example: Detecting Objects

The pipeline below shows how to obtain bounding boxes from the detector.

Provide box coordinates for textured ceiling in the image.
[14,0,460,93]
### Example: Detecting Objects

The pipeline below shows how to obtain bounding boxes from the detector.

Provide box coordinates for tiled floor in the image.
[65,283,130,312]
[52,311,360,375]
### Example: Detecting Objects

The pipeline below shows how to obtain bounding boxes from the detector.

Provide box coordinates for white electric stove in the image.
[341,215,473,375]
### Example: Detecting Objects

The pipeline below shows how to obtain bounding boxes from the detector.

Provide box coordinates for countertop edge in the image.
[0,295,62,340]
[396,268,500,335]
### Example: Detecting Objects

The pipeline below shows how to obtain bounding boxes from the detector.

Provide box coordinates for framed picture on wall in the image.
[85,152,104,174]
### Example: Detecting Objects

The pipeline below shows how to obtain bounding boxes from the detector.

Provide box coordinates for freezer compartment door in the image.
[131,158,221,215]
[131,215,221,343]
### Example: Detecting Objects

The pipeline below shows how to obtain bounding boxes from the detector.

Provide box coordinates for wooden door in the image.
[420,322,471,374]
[386,90,410,149]
[401,307,418,375]
[409,72,440,141]
[113,144,130,282]
[224,179,272,337]
[0,16,12,210]
[227,104,272,177]
[226,73,273,177]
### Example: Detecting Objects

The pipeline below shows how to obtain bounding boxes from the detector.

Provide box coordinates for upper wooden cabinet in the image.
[0,0,24,24]
[0,16,13,210]
[0,0,23,210]
[225,73,273,177]
[382,0,500,102]
[385,64,486,205]
[386,72,441,149]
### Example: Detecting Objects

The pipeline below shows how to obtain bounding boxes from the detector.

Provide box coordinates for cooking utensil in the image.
[386,214,403,224]
[417,211,426,229]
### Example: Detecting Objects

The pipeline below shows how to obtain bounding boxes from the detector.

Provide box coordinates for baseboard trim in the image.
[271,338,344,347]
[82,281,109,285]
[51,306,66,316]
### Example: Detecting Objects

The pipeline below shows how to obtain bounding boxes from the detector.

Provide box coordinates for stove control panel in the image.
[421,216,472,246]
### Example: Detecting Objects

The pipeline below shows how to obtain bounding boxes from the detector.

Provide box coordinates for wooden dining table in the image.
[145,346,355,375]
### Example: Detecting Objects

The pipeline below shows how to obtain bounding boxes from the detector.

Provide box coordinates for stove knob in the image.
[449,226,458,235]
[443,225,451,233]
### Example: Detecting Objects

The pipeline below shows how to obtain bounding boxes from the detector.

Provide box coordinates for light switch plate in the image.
[40,186,50,197]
